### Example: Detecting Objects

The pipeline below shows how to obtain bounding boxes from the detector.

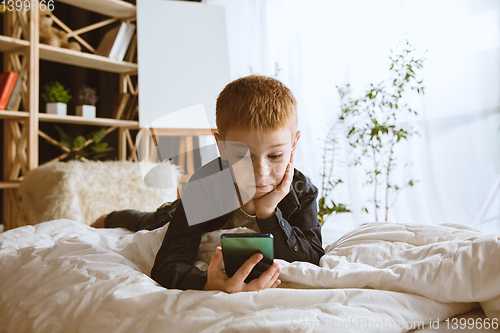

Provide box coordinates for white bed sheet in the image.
[1,220,499,332]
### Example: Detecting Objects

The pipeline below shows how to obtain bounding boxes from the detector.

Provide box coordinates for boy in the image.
[96,75,323,293]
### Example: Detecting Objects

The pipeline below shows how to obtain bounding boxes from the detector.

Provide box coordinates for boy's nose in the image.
[254,160,271,177]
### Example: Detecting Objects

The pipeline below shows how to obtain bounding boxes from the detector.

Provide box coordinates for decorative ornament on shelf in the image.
[41,81,72,116]
[39,6,81,51]
[75,85,98,118]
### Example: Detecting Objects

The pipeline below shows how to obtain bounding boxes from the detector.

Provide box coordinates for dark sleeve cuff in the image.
[179,271,208,291]
[104,209,157,231]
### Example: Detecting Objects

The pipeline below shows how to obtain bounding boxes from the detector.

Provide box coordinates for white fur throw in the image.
[19,160,180,226]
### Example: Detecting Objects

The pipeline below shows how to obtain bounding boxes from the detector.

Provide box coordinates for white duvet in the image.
[0,220,499,333]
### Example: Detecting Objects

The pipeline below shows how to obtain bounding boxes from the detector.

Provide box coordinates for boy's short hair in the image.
[216,75,298,138]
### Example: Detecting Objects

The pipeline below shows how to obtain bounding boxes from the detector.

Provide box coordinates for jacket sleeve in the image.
[150,199,211,290]
[104,209,156,231]
[255,180,324,265]
[104,199,179,232]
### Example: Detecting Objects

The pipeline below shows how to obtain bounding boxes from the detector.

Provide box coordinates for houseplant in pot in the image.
[75,85,98,118]
[41,81,72,116]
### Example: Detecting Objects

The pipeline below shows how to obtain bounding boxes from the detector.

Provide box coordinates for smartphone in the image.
[220,233,274,283]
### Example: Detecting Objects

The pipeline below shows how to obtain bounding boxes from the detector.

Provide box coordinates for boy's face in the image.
[215,125,300,200]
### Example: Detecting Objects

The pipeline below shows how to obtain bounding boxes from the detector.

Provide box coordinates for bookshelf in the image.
[39,43,138,73]
[1,0,140,230]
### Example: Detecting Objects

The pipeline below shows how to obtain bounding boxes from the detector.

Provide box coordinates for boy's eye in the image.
[269,154,283,159]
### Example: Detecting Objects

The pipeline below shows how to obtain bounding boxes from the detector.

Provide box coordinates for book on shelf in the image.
[122,93,138,120]
[6,76,24,111]
[96,22,136,61]
[0,71,19,110]
[124,33,137,63]
[128,103,139,121]
[111,93,130,119]
[95,24,122,58]
[116,24,136,61]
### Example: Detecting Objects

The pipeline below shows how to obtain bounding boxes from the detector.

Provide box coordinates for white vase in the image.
[46,102,67,116]
[76,105,96,118]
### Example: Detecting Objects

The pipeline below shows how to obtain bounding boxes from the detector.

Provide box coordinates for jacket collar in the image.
[277,180,300,220]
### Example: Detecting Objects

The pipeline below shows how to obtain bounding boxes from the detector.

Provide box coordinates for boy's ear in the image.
[292,130,301,152]
[213,131,228,160]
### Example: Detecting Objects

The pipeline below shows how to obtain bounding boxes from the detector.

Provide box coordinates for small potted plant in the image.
[41,81,72,116]
[75,85,98,118]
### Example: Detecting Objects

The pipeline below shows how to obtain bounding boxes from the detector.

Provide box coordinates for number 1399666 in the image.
[1,0,55,12]
[444,317,498,330]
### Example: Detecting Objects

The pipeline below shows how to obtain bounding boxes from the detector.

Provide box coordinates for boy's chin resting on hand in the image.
[254,160,294,220]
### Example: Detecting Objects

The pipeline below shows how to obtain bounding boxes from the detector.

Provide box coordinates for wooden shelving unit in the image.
[57,0,136,18]
[0,110,30,120]
[0,35,29,52]
[1,0,140,230]
[38,113,139,127]
[0,181,21,189]
[39,43,138,73]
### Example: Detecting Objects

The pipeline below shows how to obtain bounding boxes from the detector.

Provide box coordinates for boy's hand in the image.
[203,247,281,293]
[90,214,108,228]
[254,151,295,219]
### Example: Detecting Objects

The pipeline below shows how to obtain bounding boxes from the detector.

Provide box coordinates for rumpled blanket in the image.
[0,219,498,332]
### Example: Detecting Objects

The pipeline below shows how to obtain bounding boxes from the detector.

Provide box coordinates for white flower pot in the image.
[76,105,96,118]
[46,102,67,116]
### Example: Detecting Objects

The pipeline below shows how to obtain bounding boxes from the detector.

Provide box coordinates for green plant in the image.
[76,85,98,105]
[337,40,425,221]
[318,121,350,225]
[41,81,72,104]
[53,125,113,161]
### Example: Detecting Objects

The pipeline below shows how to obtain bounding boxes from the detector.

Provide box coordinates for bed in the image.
[1,219,499,332]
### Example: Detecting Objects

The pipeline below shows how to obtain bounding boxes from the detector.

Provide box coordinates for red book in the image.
[0,72,19,110]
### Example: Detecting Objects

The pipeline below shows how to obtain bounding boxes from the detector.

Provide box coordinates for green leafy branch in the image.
[318,120,350,225]
[53,125,113,161]
[338,40,425,221]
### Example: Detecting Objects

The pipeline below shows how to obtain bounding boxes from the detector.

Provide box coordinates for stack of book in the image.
[96,22,136,61]
[0,71,24,111]
[111,93,138,120]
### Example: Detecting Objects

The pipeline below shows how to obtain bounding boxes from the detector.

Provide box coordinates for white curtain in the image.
[204,0,500,234]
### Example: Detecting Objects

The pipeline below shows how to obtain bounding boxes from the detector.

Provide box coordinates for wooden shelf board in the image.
[39,44,137,74]
[0,35,29,53]
[0,36,137,74]
[39,113,140,128]
[0,111,30,120]
[150,128,217,137]
[57,0,136,18]
[0,181,20,189]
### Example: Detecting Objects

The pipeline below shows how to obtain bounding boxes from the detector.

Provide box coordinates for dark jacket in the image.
[107,157,323,290]
[153,157,323,290]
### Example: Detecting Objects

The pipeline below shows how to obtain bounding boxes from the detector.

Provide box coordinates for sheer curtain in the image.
[204,0,500,234]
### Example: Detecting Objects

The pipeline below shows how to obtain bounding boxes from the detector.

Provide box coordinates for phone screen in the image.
[221,233,274,283]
